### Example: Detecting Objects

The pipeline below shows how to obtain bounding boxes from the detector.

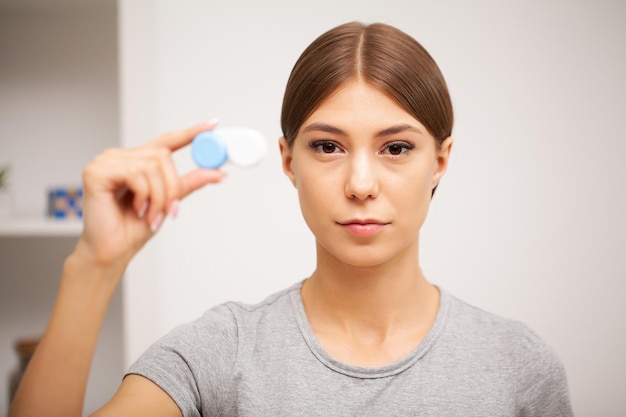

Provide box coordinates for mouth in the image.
[337,219,390,237]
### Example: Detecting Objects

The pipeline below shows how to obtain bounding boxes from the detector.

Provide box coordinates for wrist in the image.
[64,241,127,293]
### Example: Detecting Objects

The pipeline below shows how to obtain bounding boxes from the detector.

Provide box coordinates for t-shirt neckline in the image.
[289,280,450,379]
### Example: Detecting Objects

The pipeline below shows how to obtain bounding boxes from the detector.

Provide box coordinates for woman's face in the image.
[280,80,452,268]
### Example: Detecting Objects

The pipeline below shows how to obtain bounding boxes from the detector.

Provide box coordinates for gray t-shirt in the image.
[128,282,573,416]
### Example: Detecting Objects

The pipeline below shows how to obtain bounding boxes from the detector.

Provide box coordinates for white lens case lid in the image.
[191,127,267,169]
[217,127,267,167]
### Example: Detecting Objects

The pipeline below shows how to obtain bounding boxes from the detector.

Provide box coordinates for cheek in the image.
[294,167,336,221]
[390,161,434,195]
[390,165,435,219]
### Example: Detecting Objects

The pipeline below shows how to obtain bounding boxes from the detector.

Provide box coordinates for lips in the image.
[338,219,390,237]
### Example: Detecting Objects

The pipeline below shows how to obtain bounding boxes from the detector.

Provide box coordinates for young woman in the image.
[9,22,573,416]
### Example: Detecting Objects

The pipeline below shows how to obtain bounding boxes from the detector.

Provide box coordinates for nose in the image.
[344,152,379,201]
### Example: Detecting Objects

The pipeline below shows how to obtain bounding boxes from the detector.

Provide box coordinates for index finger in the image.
[150,119,219,152]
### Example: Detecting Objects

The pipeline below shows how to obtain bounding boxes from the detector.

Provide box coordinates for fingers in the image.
[84,122,227,233]
[87,148,174,225]
[150,119,219,152]
[122,147,185,231]
[139,147,181,229]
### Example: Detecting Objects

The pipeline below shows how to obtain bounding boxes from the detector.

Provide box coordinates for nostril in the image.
[345,180,379,201]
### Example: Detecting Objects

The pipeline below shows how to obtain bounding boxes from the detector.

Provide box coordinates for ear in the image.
[432,136,453,189]
[279,136,296,187]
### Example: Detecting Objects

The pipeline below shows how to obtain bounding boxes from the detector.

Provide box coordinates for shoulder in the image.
[158,281,300,354]
[441,291,534,349]
[441,291,573,416]
[512,321,573,416]
[125,302,239,416]
[165,281,300,337]
[223,281,300,327]
[126,282,302,415]
[443,291,567,372]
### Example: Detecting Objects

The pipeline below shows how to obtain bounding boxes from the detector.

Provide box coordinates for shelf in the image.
[0,216,82,237]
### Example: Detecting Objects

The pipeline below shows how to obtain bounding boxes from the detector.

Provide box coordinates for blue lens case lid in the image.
[191,131,229,169]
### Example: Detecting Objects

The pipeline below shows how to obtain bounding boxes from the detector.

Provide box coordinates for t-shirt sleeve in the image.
[514,324,573,417]
[126,304,239,417]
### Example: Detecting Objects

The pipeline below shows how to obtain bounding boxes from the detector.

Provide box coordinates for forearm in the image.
[8,250,125,417]
[7,122,221,416]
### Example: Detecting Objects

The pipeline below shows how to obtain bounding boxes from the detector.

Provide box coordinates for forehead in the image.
[301,80,429,135]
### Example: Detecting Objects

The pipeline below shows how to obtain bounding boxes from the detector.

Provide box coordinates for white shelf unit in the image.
[0,1,123,414]
[0,217,82,237]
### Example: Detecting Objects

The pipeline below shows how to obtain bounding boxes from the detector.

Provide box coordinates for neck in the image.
[302,241,438,332]
[301,240,441,367]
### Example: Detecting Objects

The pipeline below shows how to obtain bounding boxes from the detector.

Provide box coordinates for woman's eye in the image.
[310,141,342,154]
[321,142,337,153]
[383,142,414,156]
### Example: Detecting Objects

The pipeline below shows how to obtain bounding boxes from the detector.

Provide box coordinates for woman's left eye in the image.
[382,141,414,156]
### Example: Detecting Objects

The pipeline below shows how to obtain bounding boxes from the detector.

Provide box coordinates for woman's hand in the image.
[76,121,226,270]
[8,122,224,417]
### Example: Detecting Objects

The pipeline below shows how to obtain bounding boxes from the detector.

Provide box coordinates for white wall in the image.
[0,2,120,215]
[120,1,626,416]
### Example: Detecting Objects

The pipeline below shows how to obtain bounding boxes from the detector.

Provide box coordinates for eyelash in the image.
[309,140,343,154]
[383,141,415,156]
[308,140,415,157]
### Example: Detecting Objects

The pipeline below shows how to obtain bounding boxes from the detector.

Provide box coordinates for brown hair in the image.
[281,22,453,147]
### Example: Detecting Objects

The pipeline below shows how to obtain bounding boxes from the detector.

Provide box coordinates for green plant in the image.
[0,166,9,191]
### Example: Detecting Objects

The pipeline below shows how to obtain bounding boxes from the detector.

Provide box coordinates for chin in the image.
[325,244,398,269]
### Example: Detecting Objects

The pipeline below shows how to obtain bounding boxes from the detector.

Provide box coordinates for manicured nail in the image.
[208,117,219,126]
[169,200,180,219]
[150,212,164,232]
[138,201,149,218]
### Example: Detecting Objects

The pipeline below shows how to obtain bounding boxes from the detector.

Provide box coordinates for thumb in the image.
[180,169,227,198]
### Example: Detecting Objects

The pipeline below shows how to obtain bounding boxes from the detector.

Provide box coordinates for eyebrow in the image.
[301,122,423,137]
[376,124,423,137]
[301,123,346,136]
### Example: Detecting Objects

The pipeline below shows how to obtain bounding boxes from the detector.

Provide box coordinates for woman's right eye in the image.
[309,140,342,154]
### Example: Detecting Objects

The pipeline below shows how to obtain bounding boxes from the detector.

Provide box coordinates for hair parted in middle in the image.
[280,21,454,148]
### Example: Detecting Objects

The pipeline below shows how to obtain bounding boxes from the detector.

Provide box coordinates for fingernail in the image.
[208,117,219,126]
[169,200,180,219]
[138,201,149,218]
[150,212,164,232]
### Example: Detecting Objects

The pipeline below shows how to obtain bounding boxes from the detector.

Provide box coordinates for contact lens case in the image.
[191,127,267,169]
